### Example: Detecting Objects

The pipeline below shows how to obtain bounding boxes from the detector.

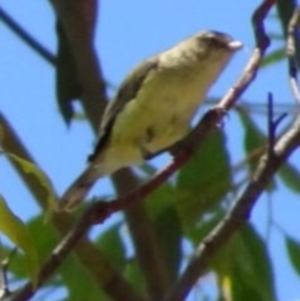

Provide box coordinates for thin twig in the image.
[267,93,276,158]
[287,7,300,105]
[0,113,146,301]
[267,93,289,158]
[0,248,17,299]
[12,204,148,301]
[218,0,272,110]
[0,6,56,65]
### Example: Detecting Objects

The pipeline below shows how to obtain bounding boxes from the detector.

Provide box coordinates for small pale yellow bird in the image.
[59,30,242,211]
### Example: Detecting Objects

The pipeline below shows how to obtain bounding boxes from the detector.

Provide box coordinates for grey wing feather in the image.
[88,58,159,162]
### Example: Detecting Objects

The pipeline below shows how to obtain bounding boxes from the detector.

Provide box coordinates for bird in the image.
[58,30,242,211]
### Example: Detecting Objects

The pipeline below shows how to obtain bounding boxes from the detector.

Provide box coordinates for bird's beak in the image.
[228,40,243,51]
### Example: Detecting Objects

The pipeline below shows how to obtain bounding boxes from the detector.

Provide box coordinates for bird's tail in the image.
[58,166,103,212]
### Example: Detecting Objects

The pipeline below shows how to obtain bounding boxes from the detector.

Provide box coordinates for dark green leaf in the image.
[237,110,277,192]
[153,207,182,282]
[96,223,126,269]
[60,255,109,301]
[4,215,59,284]
[175,129,231,228]
[145,183,182,281]
[285,236,300,275]
[237,109,266,171]
[56,21,81,124]
[124,259,145,294]
[26,215,57,260]
[218,224,276,301]
[146,183,176,218]
[278,162,300,192]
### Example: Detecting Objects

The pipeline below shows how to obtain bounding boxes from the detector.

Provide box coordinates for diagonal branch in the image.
[0,114,147,301]
[1,2,161,300]
[0,6,56,65]
[218,0,272,110]
[164,1,281,300]
[164,114,300,301]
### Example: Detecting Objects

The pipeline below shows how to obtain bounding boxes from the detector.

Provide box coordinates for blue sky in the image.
[1,0,300,300]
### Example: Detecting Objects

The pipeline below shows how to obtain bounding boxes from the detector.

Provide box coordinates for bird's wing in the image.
[88,58,159,162]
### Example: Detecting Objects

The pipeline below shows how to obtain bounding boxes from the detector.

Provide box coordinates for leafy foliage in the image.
[7,153,57,219]
[0,196,39,286]
[0,1,299,301]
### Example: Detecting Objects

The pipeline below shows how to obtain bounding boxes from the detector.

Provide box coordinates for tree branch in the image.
[164,114,300,301]
[0,6,56,65]
[0,114,146,301]
[113,170,172,301]
[287,6,300,105]
[1,2,153,301]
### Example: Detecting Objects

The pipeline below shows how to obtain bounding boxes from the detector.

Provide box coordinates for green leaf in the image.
[145,183,182,281]
[278,162,300,192]
[175,129,231,228]
[0,244,27,280]
[26,215,58,260]
[96,223,126,269]
[0,212,59,283]
[0,196,39,286]
[56,21,81,124]
[146,183,176,218]
[21,215,104,298]
[124,259,145,294]
[153,207,182,282]
[237,109,266,170]
[261,48,286,68]
[285,236,300,275]
[60,254,109,301]
[215,224,276,301]
[6,153,57,219]
[237,110,277,192]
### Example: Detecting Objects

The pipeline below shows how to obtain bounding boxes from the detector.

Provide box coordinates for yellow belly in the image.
[107,78,204,165]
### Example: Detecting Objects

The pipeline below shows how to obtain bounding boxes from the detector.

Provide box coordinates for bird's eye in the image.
[199,31,233,50]
[207,38,226,48]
